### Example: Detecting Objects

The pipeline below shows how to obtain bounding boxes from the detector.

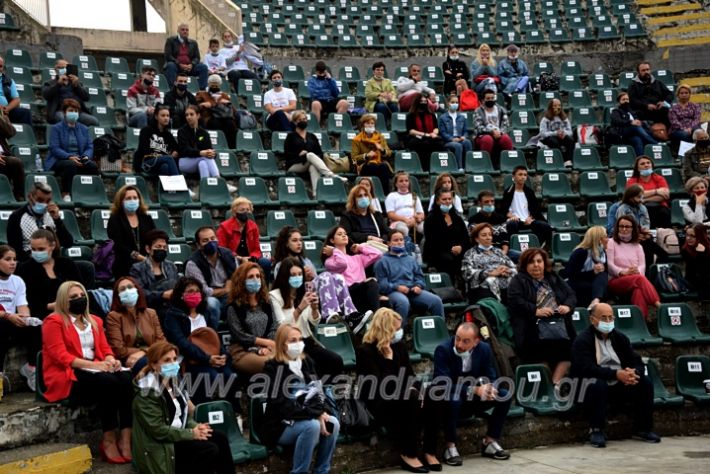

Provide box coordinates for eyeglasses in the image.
[618,225,633,229]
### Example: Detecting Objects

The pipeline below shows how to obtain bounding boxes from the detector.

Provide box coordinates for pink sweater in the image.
[325,246,381,286]
[607,239,645,278]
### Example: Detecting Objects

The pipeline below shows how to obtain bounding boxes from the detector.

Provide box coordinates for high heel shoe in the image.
[99,441,127,464]
[400,459,429,473]
[118,446,132,463]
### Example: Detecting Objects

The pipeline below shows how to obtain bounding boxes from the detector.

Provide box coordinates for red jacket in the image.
[217,217,263,258]
[459,89,480,111]
[41,314,114,402]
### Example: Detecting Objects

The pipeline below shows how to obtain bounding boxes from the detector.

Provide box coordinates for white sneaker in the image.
[332,174,348,183]
[188,189,197,200]
[62,194,71,202]
[20,363,36,392]
[227,184,238,194]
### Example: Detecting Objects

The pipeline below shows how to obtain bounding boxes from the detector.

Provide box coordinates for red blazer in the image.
[41,313,114,402]
[216,217,263,259]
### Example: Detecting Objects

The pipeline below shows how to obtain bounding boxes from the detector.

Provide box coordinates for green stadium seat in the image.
[412,316,449,359]
[238,177,277,207]
[8,124,38,148]
[466,174,496,200]
[510,110,535,130]
[135,58,160,75]
[657,303,710,344]
[536,149,566,173]
[541,173,578,200]
[181,210,214,244]
[579,171,615,200]
[103,56,129,76]
[316,176,348,205]
[215,150,244,179]
[618,71,636,90]
[270,132,289,154]
[509,233,541,253]
[266,210,298,239]
[547,203,585,232]
[26,174,71,208]
[609,145,637,170]
[282,64,305,84]
[278,176,316,206]
[0,175,21,208]
[115,174,156,208]
[515,364,572,415]
[394,151,426,176]
[571,107,600,127]
[570,307,590,335]
[568,89,593,108]
[548,28,571,43]
[655,69,674,88]
[623,22,646,39]
[91,106,118,129]
[306,209,336,240]
[11,145,41,173]
[586,201,612,227]
[644,144,677,168]
[670,199,688,227]
[533,61,555,76]
[615,169,634,194]
[302,240,324,272]
[5,48,33,68]
[7,65,33,86]
[167,243,193,272]
[559,74,582,93]
[465,151,498,175]
[58,209,94,246]
[0,12,18,30]
[551,232,581,262]
[643,358,684,408]
[158,183,199,210]
[648,264,698,302]
[511,93,536,113]
[510,129,533,151]
[62,245,94,261]
[573,146,606,171]
[425,272,467,312]
[249,151,284,177]
[146,209,181,243]
[72,54,99,73]
[246,94,263,115]
[675,355,710,405]
[338,66,361,84]
[194,400,267,463]
[430,151,463,175]
[90,209,111,242]
[38,51,62,70]
[500,150,529,174]
[236,130,264,154]
[597,88,618,108]
[391,113,408,134]
[588,73,612,92]
[612,305,663,347]
[327,113,353,135]
[0,210,9,244]
[657,168,684,197]
[315,323,357,369]
[199,177,232,209]
[71,175,110,209]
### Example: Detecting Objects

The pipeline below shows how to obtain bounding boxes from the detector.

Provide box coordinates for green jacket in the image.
[132,373,197,474]
[364,77,397,112]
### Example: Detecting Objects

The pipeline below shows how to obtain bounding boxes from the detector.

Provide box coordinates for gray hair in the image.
[693,129,709,141]
[32,181,52,195]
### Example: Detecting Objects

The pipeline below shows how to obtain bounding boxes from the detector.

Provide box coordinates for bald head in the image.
[454,322,479,353]
[590,302,612,318]
[590,303,615,335]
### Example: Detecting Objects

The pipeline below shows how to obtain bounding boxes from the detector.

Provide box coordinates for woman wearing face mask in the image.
[438,95,472,172]
[106,277,165,374]
[357,308,440,473]
[226,263,278,376]
[42,281,133,463]
[217,197,271,276]
[45,98,99,199]
[134,104,180,177]
[454,78,480,111]
[405,93,445,172]
[163,277,238,409]
[442,45,470,95]
[606,216,660,318]
[107,185,156,280]
[538,99,575,167]
[340,184,388,245]
[462,223,517,303]
[130,230,180,321]
[178,104,232,186]
[681,223,710,296]
[283,110,347,194]
[423,189,470,285]
[471,43,499,96]
[195,74,237,149]
[473,89,513,169]
[132,341,234,474]
[352,114,394,193]
[261,324,340,474]
[365,61,399,119]
[682,176,710,225]
[427,172,464,215]
[626,155,671,228]
[357,176,384,213]
[683,129,710,180]
[269,257,343,377]
[608,92,658,157]
[566,226,609,309]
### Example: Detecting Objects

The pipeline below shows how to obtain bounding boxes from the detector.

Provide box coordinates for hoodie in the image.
[373,251,426,295]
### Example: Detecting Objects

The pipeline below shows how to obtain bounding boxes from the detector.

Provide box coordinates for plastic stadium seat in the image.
[62,245,94,261]
[571,107,600,127]
[215,151,244,179]
[573,146,606,172]
[560,60,582,76]
[570,307,590,335]
[551,232,581,262]
[90,209,111,242]
[430,151,463,175]
[124,127,141,149]
[8,124,38,148]
[643,358,684,408]
[675,355,710,405]
[655,69,674,88]
[0,210,9,244]
[657,168,684,197]
[72,54,99,73]
[338,131,357,154]
[510,111,535,129]
[159,183,199,210]
[71,175,110,209]
[266,210,298,239]
[533,61,555,76]
[39,51,62,70]
[509,233,541,253]
[326,113,353,135]
[58,210,94,246]
[181,210,214,244]
[391,113,408,134]
[618,71,636,90]
[249,151,284,177]
[115,174,156,208]
[314,323,356,369]
[657,303,710,344]
[671,199,688,227]
[588,73,612,91]
[510,129,533,151]
[465,151,498,175]
[648,264,698,302]
[282,64,305,84]
[194,400,267,463]
[91,106,118,129]
[199,177,232,209]
[536,149,566,173]
[269,132,289,154]
[615,169,633,193]
[466,174,497,200]
[609,145,637,170]
[586,202,612,227]
[238,177,277,207]
[5,48,32,68]
[412,316,449,359]
[338,66,361,84]
[579,171,615,200]
[425,272,467,312]
[236,130,263,153]
[547,203,584,231]
[146,209,181,243]
[0,175,20,208]
[597,88,618,108]
[12,145,42,173]
[515,364,572,415]
[541,173,578,200]
[394,151,426,176]
[278,176,316,207]
[206,129,230,150]
[301,240,323,272]
[237,78,260,96]
[104,56,129,76]
[26,174,71,208]
[568,89,593,108]
[500,150,529,174]
[7,66,33,86]
[612,305,663,347]
[316,176,348,205]
[307,209,336,240]
[644,144,677,168]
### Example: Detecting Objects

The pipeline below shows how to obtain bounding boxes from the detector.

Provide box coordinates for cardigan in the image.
[106,211,156,279]
[606,239,646,278]
[338,210,388,244]
[16,257,81,319]
[45,120,93,170]
[422,207,470,264]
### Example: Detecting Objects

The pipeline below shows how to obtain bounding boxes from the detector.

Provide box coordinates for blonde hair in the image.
[475,44,496,67]
[676,83,691,97]
[345,184,374,213]
[230,197,253,214]
[362,308,402,354]
[272,323,303,363]
[575,226,607,260]
[55,281,97,330]
[291,109,307,123]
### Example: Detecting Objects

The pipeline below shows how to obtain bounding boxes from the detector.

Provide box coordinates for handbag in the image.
[537,315,570,341]
[323,153,351,173]
[211,102,235,120]
[188,327,222,363]
[431,286,464,303]
[337,396,374,435]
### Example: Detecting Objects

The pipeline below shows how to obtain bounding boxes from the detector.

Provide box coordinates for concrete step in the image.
[638,0,675,5]
[658,35,710,48]
[652,23,710,38]
[646,11,710,26]
[640,3,702,16]
[0,442,91,474]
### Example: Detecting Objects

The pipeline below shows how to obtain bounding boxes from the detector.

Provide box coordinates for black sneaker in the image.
[443,446,462,466]
[633,431,661,443]
[481,440,510,460]
[589,429,606,448]
[345,310,372,334]
[325,313,343,324]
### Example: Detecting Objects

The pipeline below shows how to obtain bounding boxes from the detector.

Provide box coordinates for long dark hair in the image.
[272,257,305,309]
[170,276,208,315]
[621,184,644,206]
[273,226,303,263]
[683,223,710,257]
[321,226,349,264]
[612,215,640,244]
[110,276,149,313]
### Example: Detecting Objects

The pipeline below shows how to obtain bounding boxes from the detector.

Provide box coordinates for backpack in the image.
[654,264,690,294]
[235,109,257,130]
[655,228,680,255]
[92,240,115,280]
[473,297,515,347]
[460,304,515,378]
[538,72,560,91]
[93,134,123,163]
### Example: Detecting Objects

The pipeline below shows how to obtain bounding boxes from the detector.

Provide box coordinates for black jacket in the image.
[163,87,197,129]
[570,325,643,380]
[628,76,673,116]
[187,248,236,288]
[16,257,81,319]
[177,124,212,158]
[500,184,546,221]
[283,131,324,168]
[163,36,201,68]
[339,210,388,244]
[41,79,91,121]
[356,341,414,415]
[133,125,179,172]
[423,206,470,264]
[442,58,470,94]
[608,106,638,139]
[106,211,156,279]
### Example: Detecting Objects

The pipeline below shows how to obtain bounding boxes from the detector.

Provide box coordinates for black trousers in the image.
[0,155,25,200]
[175,430,234,474]
[0,319,41,369]
[206,117,237,149]
[304,336,344,378]
[348,280,380,314]
[582,377,654,432]
[645,203,671,229]
[359,164,393,194]
[51,159,99,193]
[69,368,133,432]
[371,395,439,458]
[541,135,575,163]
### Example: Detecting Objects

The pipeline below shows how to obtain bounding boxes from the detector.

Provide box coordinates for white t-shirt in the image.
[0,275,28,314]
[510,191,530,220]
[189,314,207,333]
[263,88,297,111]
[385,191,424,218]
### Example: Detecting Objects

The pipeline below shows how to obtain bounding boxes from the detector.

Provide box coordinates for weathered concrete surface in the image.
[0,443,91,474]
[50,28,167,55]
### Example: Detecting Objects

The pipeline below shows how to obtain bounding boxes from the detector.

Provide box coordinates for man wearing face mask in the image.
[7,182,74,261]
[627,62,673,127]
[432,323,512,465]
[126,66,162,129]
[496,44,529,96]
[571,303,660,448]
[41,59,97,126]
[185,226,237,321]
[263,69,297,132]
[683,128,710,181]
[219,30,259,92]
[307,61,349,123]
[163,23,209,90]
[195,75,237,149]
[130,230,179,322]
[163,72,197,129]
[438,95,472,172]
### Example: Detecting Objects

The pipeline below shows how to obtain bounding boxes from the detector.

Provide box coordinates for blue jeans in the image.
[374,101,398,119]
[278,416,340,474]
[142,155,179,176]
[128,111,149,129]
[444,138,473,169]
[625,125,658,157]
[387,289,445,326]
[207,295,227,322]
[165,62,209,90]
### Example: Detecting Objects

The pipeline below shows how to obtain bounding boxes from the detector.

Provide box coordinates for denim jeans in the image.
[278,416,340,474]
[387,289,445,326]
[165,62,209,90]
[142,155,179,176]
[444,138,473,169]
[128,111,149,129]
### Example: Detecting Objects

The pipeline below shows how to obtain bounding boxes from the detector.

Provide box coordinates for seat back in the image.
[167,243,193,270]
[613,305,658,345]
[412,316,449,358]
[541,173,573,199]
[551,232,581,262]
[266,210,298,238]
[314,323,357,368]
[182,210,214,243]
[249,151,283,177]
[71,175,110,208]
[500,150,528,174]
[570,307,590,334]
[90,209,111,242]
[278,176,311,204]
[547,203,581,229]
[147,209,178,241]
[675,355,710,398]
[316,176,348,204]
[514,364,555,406]
[586,202,611,227]
[657,303,706,342]
[199,177,231,208]
[238,177,273,206]
[465,151,495,174]
[536,149,565,172]
[394,151,424,175]
[307,210,336,240]
[509,233,541,253]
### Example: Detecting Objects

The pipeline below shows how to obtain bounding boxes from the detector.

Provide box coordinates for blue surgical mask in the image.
[357,197,370,209]
[160,361,181,378]
[482,205,495,213]
[390,246,407,254]
[57,68,67,76]
[391,328,403,344]
[479,244,494,251]
[639,168,654,177]
[203,240,218,256]
[440,204,452,213]
[31,202,47,215]
[119,287,139,307]
[65,111,79,123]
[454,346,471,358]
[245,279,262,294]
[288,275,303,289]
[597,320,615,334]
[449,103,459,111]
[123,199,140,213]
[31,250,50,264]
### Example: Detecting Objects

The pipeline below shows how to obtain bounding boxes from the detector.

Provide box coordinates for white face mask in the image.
[364,126,375,134]
[286,341,305,359]
[454,346,471,359]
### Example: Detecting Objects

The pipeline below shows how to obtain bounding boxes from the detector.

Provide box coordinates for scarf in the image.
[356,131,383,163]
[415,112,435,133]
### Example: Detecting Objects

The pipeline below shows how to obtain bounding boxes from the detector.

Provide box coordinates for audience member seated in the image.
[405,92,444,171]
[322,226,378,331]
[395,63,437,113]
[501,166,552,247]
[682,176,710,225]
[566,226,608,309]
[126,66,161,129]
[496,44,529,96]
[683,128,710,180]
[386,171,425,238]
[365,61,398,120]
[351,114,393,193]
[226,262,277,376]
[130,229,179,321]
[269,257,343,377]
[681,224,710,296]
[220,30,259,92]
[185,226,236,322]
[107,185,156,279]
[133,105,180,177]
[462,223,517,303]
[626,155,671,228]
[178,104,233,187]
[608,91,658,157]
[0,55,32,125]
[375,229,444,326]
[45,98,99,198]
[262,324,340,474]
[272,226,317,281]
[163,72,197,129]
[195,75,237,149]
[217,197,270,276]
[606,216,660,318]
[106,277,165,373]
[283,109,347,194]
[132,341,234,474]
[455,79,480,111]
[42,58,98,126]
[538,99,575,167]
[263,69,297,132]
[669,84,701,148]
[307,61,348,123]
[432,322,512,466]
[339,184,388,245]
[0,110,25,200]
[163,277,238,408]
[423,188,470,284]
[628,61,673,127]
[163,23,209,90]
[570,303,660,448]
[507,248,576,386]
[468,190,513,258]
[473,90,513,169]
[471,43,500,96]
[427,172,464,215]
[442,45,469,95]
[202,39,227,77]
[42,281,133,463]
[356,308,439,473]
[438,95,472,172]
[358,176,384,213]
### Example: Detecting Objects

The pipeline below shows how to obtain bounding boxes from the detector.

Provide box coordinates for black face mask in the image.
[316,75,326,80]
[209,86,221,93]
[69,296,88,315]
[236,212,250,223]
[143,79,153,87]
[619,103,630,110]
[697,140,710,149]
[296,121,308,130]
[152,249,167,263]
[176,83,188,92]
[484,100,496,108]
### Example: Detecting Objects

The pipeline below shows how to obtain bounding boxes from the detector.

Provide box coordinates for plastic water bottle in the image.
[25,317,43,327]
[414,245,423,266]
[35,152,42,172]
